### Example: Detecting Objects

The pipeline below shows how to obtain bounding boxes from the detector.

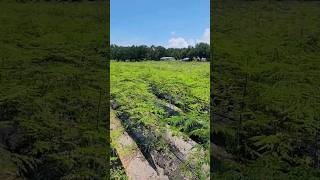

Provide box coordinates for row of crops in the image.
[110,61,210,179]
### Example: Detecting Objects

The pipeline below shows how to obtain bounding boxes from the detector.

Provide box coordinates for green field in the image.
[110,61,210,179]
[212,1,320,179]
[0,1,108,178]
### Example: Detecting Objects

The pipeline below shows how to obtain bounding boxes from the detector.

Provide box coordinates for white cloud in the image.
[168,37,189,48]
[187,39,196,47]
[201,28,210,44]
[167,28,210,48]
[195,28,210,44]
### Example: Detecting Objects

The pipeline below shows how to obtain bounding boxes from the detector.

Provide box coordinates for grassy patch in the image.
[0,1,108,178]
[212,1,320,179]
[111,61,209,178]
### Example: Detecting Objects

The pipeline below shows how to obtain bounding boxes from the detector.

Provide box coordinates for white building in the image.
[160,57,176,61]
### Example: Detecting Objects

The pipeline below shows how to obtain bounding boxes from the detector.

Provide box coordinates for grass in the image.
[110,61,210,179]
[212,1,320,179]
[0,1,108,178]
[111,61,209,144]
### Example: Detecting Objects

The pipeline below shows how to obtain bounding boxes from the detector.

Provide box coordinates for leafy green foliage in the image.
[212,1,320,178]
[0,1,108,178]
[111,61,209,178]
[111,61,209,145]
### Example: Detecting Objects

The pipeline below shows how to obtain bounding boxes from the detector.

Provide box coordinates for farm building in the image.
[182,57,190,61]
[160,57,176,61]
[194,57,201,61]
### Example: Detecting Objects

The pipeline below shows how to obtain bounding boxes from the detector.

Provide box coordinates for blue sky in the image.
[111,0,210,48]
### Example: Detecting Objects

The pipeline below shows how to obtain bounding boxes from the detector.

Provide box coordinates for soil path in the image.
[111,111,169,180]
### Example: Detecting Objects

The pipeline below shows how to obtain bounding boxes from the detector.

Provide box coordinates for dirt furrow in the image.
[115,110,192,179]
[149,86,234,170]
[149,83,209,113]
[112,102,210,179]
[111,111,168,180]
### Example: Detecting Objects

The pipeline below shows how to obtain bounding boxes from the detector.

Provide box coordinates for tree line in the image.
[111,43,210,61]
